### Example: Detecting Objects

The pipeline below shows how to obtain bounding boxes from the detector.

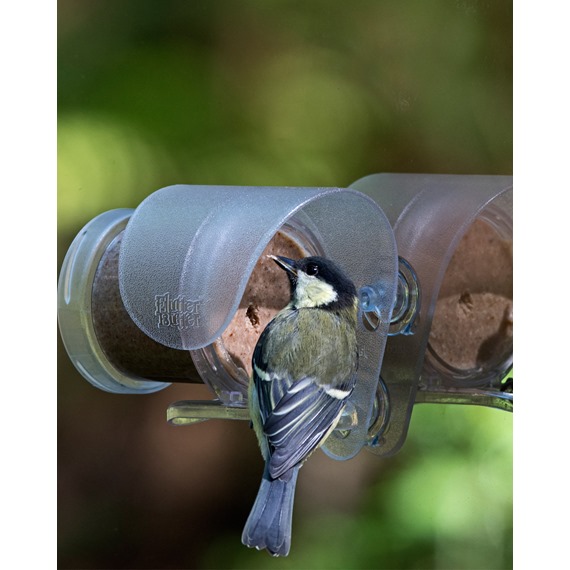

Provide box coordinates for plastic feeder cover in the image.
[351,173,513,457]
[118,185,398,459]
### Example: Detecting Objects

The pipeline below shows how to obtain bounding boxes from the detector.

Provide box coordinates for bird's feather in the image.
[252,307,357,478]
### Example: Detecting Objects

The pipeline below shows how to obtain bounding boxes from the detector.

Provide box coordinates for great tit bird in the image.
[241,255,359,557]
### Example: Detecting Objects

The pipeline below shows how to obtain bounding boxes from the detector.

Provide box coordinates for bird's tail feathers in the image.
[241,465,299,557]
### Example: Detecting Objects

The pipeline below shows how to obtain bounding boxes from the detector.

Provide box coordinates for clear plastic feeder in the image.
[61,185,399,460]
[58,175,513,461]
[351,174,513,456]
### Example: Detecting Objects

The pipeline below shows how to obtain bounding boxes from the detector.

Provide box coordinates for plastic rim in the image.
[57,209,171,394]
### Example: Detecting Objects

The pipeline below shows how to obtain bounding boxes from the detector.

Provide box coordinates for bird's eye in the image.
[306,263,319,276]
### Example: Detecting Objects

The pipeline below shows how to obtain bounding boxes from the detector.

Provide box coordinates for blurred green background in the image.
[58,1,512,568]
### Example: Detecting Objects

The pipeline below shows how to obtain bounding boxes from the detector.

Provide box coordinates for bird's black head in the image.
[270,255,357,311]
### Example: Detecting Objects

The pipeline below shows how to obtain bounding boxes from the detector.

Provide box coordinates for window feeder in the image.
[57,174,512,460]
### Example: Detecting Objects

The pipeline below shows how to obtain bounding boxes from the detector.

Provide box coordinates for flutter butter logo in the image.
[154,293,202,329]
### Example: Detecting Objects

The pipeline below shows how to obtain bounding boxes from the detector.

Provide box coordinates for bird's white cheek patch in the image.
[294,273,338,308]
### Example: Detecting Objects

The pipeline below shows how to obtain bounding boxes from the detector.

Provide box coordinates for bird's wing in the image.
[252,308,357,479]
[263,375,353,479]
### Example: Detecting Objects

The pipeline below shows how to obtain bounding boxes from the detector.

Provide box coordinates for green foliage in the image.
[58,0,512,235]
[202,405,512,570]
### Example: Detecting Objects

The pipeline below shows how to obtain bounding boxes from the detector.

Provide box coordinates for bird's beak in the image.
[268,255,298,276]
